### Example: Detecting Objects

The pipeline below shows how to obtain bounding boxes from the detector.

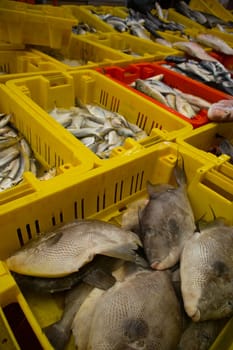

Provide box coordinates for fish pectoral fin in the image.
[82,269,116,290]
[102,243,140,262]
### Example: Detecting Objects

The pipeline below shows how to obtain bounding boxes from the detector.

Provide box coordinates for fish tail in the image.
[43,321,71,350]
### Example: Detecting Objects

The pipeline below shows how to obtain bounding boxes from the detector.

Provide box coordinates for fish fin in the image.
[174,154,187,187]
[82,269,116,290]
[102,242,141,262]
[151,246,180,270]
[43,321,71,350]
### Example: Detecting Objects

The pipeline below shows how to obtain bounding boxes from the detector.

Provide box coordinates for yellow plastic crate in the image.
[1,141,233,349]
[190,0,233,22]
[177,122,233,192]
[76,32,181,63]
[0,49,66,75]
[0,1,77,48]
[6,69,192,166]
[0,42,25,50]
[0,80,94,212]
[32,33,133,70]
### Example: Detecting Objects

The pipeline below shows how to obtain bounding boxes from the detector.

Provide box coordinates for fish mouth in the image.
[190,308,201,322]
[150,260,160,270]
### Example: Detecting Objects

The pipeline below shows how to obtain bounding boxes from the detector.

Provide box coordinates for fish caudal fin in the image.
[43,321,71,350]
[82,269,116,290]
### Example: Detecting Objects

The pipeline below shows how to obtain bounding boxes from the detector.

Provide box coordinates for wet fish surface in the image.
[180,219,233,321]
[83,268,182,350]
[48,104,148,159]
[6,219,142,277]
[138,158,196,270]
[207,99,233,122]
[0,114,55,192]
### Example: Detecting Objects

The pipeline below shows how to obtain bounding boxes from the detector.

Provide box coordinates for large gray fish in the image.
[180,219,233,321]
[43,257,124,350]
[177,318,229,350]
[6,219,142,277]
[139,158,196,270]
[82,268,182,350]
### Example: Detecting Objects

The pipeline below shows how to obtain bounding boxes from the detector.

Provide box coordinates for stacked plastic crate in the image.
[0,1,233,349]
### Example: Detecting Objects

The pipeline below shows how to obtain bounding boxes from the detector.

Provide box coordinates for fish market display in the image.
[48,104,148,159]
[90,7,184,40]
[0,113,54,192]
[6,219,142,277]
[208,133,233,163]
[175,1,233,30]
[177,318,228,350]
[162,57,233,95]
[208,99,233,122]
[196,33,233,56]
[134,74,211,119]
[138,159,196,270]
[180,219,233,321]
[74,267,182,350]
[72,22,97,35]
[172,41,218,62]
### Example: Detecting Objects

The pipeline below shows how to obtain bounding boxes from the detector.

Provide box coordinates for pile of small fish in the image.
[162,56,233,96]
[72,22,97,35]
[0,113,55,192]
[5,159,233,349]
[133,74,211,119]
[209,133,233,163]
[90,5,185,40]
[175,0,233,31]
[48,104,148,159]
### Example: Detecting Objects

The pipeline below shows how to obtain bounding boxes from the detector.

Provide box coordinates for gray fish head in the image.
[194,286,233,322]
[189,259,233,322]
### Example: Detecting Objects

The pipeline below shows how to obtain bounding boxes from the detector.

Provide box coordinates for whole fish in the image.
[196,34,233,55]
[139,158,196,270]
[180,219,233,321]
[177,318,228,350]
[12,255,122,294]
[175,94,196,119]
[83,269,182,350]
[49,104,148,159]
[6,219,142,277]
[173,41,218,62]
[135,79,169,105]
[207,99,233,122]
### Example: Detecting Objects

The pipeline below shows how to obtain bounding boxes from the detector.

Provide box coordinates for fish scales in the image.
[6,219,141,277]
[84,269,182,350]
[139,160,196,270]
[181,220,233,321]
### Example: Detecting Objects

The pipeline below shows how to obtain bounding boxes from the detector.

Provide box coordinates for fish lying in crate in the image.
[161,56,233,96]
[48,103,148,159]
[5,157,233,350]
[133,74,211,119]
[0,113,55,192]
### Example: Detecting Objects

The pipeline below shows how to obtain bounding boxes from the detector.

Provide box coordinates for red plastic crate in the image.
[97,61,233,129]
